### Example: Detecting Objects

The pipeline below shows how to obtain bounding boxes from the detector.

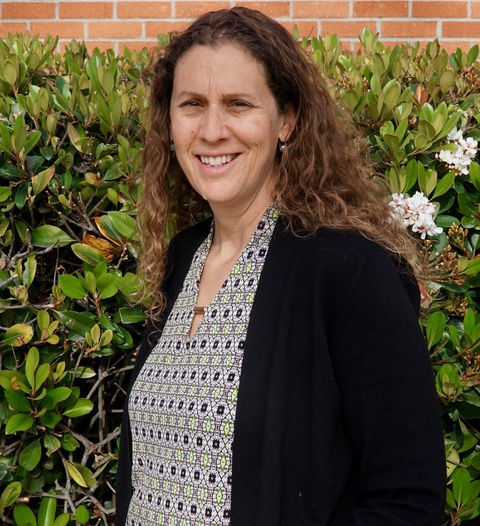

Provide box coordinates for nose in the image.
[198,105,229,142]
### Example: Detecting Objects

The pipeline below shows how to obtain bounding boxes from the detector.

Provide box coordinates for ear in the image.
[278,104,297,142]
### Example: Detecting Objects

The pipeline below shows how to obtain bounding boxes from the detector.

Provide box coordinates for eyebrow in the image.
[172,91,255,100]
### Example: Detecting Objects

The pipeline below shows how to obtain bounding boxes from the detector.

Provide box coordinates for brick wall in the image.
[0,0,478,53]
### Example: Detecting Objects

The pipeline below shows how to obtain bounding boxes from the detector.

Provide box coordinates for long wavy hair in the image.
[139,7,418,315]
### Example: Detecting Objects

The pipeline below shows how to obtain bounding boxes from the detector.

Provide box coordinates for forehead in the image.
[173,44,269,92]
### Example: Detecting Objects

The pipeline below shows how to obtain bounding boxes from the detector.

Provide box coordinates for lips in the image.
[199,153,237,166]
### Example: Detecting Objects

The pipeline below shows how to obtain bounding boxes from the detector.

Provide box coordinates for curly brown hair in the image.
[139,6,418,315]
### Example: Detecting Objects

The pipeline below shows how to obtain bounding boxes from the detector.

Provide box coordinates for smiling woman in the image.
[115,7,446,526]
[169,44,294,217]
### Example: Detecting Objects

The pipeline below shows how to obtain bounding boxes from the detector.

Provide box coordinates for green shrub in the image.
[0,29,479,525]
[0,33,150,525]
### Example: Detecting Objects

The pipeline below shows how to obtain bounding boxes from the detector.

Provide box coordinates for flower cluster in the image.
[436,127,478,175]
[389,192,443,239]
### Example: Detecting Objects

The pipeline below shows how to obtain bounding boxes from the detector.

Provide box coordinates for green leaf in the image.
[63,398,94,418]
[25,346,39,389]
[38,496,56,526]
[0,481,22,512]
[5,389,31,412]
[0,186,11,202]
[467,44,479,66]
[118,307,147,324]
[24,130,42,155]
[464,308,476,336]
[440,69,456,93]
[43,434,61,457]
[12,114,27,153]
[71,243,106,266]
[52,513,70,526]
[34,363,50,391]
[54,310,96,336]
[60,434,80,452]
[432,171,456,199]
[31,225,74,248]
[19,438,42,471]
[23,253,37,288]
[43,387,72,410]
[75,505,90,525]
[458,193,476,217]
[31,165,55,196]
[59,274,86,299]
[5,413,34,434]
[97,273,118,299]
[39,411,61,429]
[75,367,97,379]
[2,61,18,86]
[370,73,381,95]
[13,503,37,526]
[453,467,472,503]
[426,310,446,349]
[65,462,95,488]
[465,258,480,276]
[470,161,480,191]
[2,324,34,347]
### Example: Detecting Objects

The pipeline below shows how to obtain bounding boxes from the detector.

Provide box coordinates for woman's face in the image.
[169,44,295,216]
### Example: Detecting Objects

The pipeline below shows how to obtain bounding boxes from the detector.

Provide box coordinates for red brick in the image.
[120,40,159,53]
[322,20,378,38]
[84,41,117,54]
[117,2,171,19]
[280,21,318,36]
[354,1,408,18]
[59,40,114,54]
[473,2,480,18]
[442,22,480,38]
[412,1,467,18]
[60,2,113,19]
[175,2,231,18]
[234,2,290,18]
[146,21,191,37]
[381,20,437,38]
[30,22,85,39]
[0,22,28,35]
[3,2,55,19]
[438,40,474,53]
[294,2,349,18]
[88,21,143,39]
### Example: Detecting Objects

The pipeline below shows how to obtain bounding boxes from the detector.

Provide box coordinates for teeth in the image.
[200,154,235,166]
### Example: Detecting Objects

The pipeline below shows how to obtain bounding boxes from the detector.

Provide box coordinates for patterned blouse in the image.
[126,205,279,526]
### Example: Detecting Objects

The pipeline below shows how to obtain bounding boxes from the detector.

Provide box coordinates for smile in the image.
[199,154,237,166]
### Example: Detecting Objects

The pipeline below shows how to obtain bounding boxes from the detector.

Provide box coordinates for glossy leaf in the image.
[18,438,42,471]
[65,462,96,488]
[31,225,74,247]
[2,324,34,347]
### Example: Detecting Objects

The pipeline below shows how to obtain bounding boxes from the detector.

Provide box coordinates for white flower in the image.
[389,192,443,239]
[436,127,478,175]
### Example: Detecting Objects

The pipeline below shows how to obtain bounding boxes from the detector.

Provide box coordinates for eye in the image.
[181,99,202,107]
[230,100,250,108]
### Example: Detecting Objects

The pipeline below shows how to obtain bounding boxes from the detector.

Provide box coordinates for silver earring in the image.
[169,142,175,152]
[279,142,286,153]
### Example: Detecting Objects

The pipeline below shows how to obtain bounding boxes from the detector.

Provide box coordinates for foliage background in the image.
[0,30,479,525]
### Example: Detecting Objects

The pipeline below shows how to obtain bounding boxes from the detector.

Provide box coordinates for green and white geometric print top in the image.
[126,205,279,526]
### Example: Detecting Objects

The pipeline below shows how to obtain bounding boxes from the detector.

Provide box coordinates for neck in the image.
[210,197,274,257]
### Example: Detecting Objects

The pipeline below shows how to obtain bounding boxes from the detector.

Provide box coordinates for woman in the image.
[116,7,446,525]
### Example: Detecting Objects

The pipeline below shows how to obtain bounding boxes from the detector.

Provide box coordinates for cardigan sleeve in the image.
[329,249,446,526]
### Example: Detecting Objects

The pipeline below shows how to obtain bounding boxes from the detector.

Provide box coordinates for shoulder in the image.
[272,222,420,313]
[168,218,212,261]
[273,223,388,270]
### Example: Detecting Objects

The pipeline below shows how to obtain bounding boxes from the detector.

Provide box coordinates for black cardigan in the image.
[116,219,446,525]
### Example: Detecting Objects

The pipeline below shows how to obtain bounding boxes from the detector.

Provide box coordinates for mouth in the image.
[199,153,238,167]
